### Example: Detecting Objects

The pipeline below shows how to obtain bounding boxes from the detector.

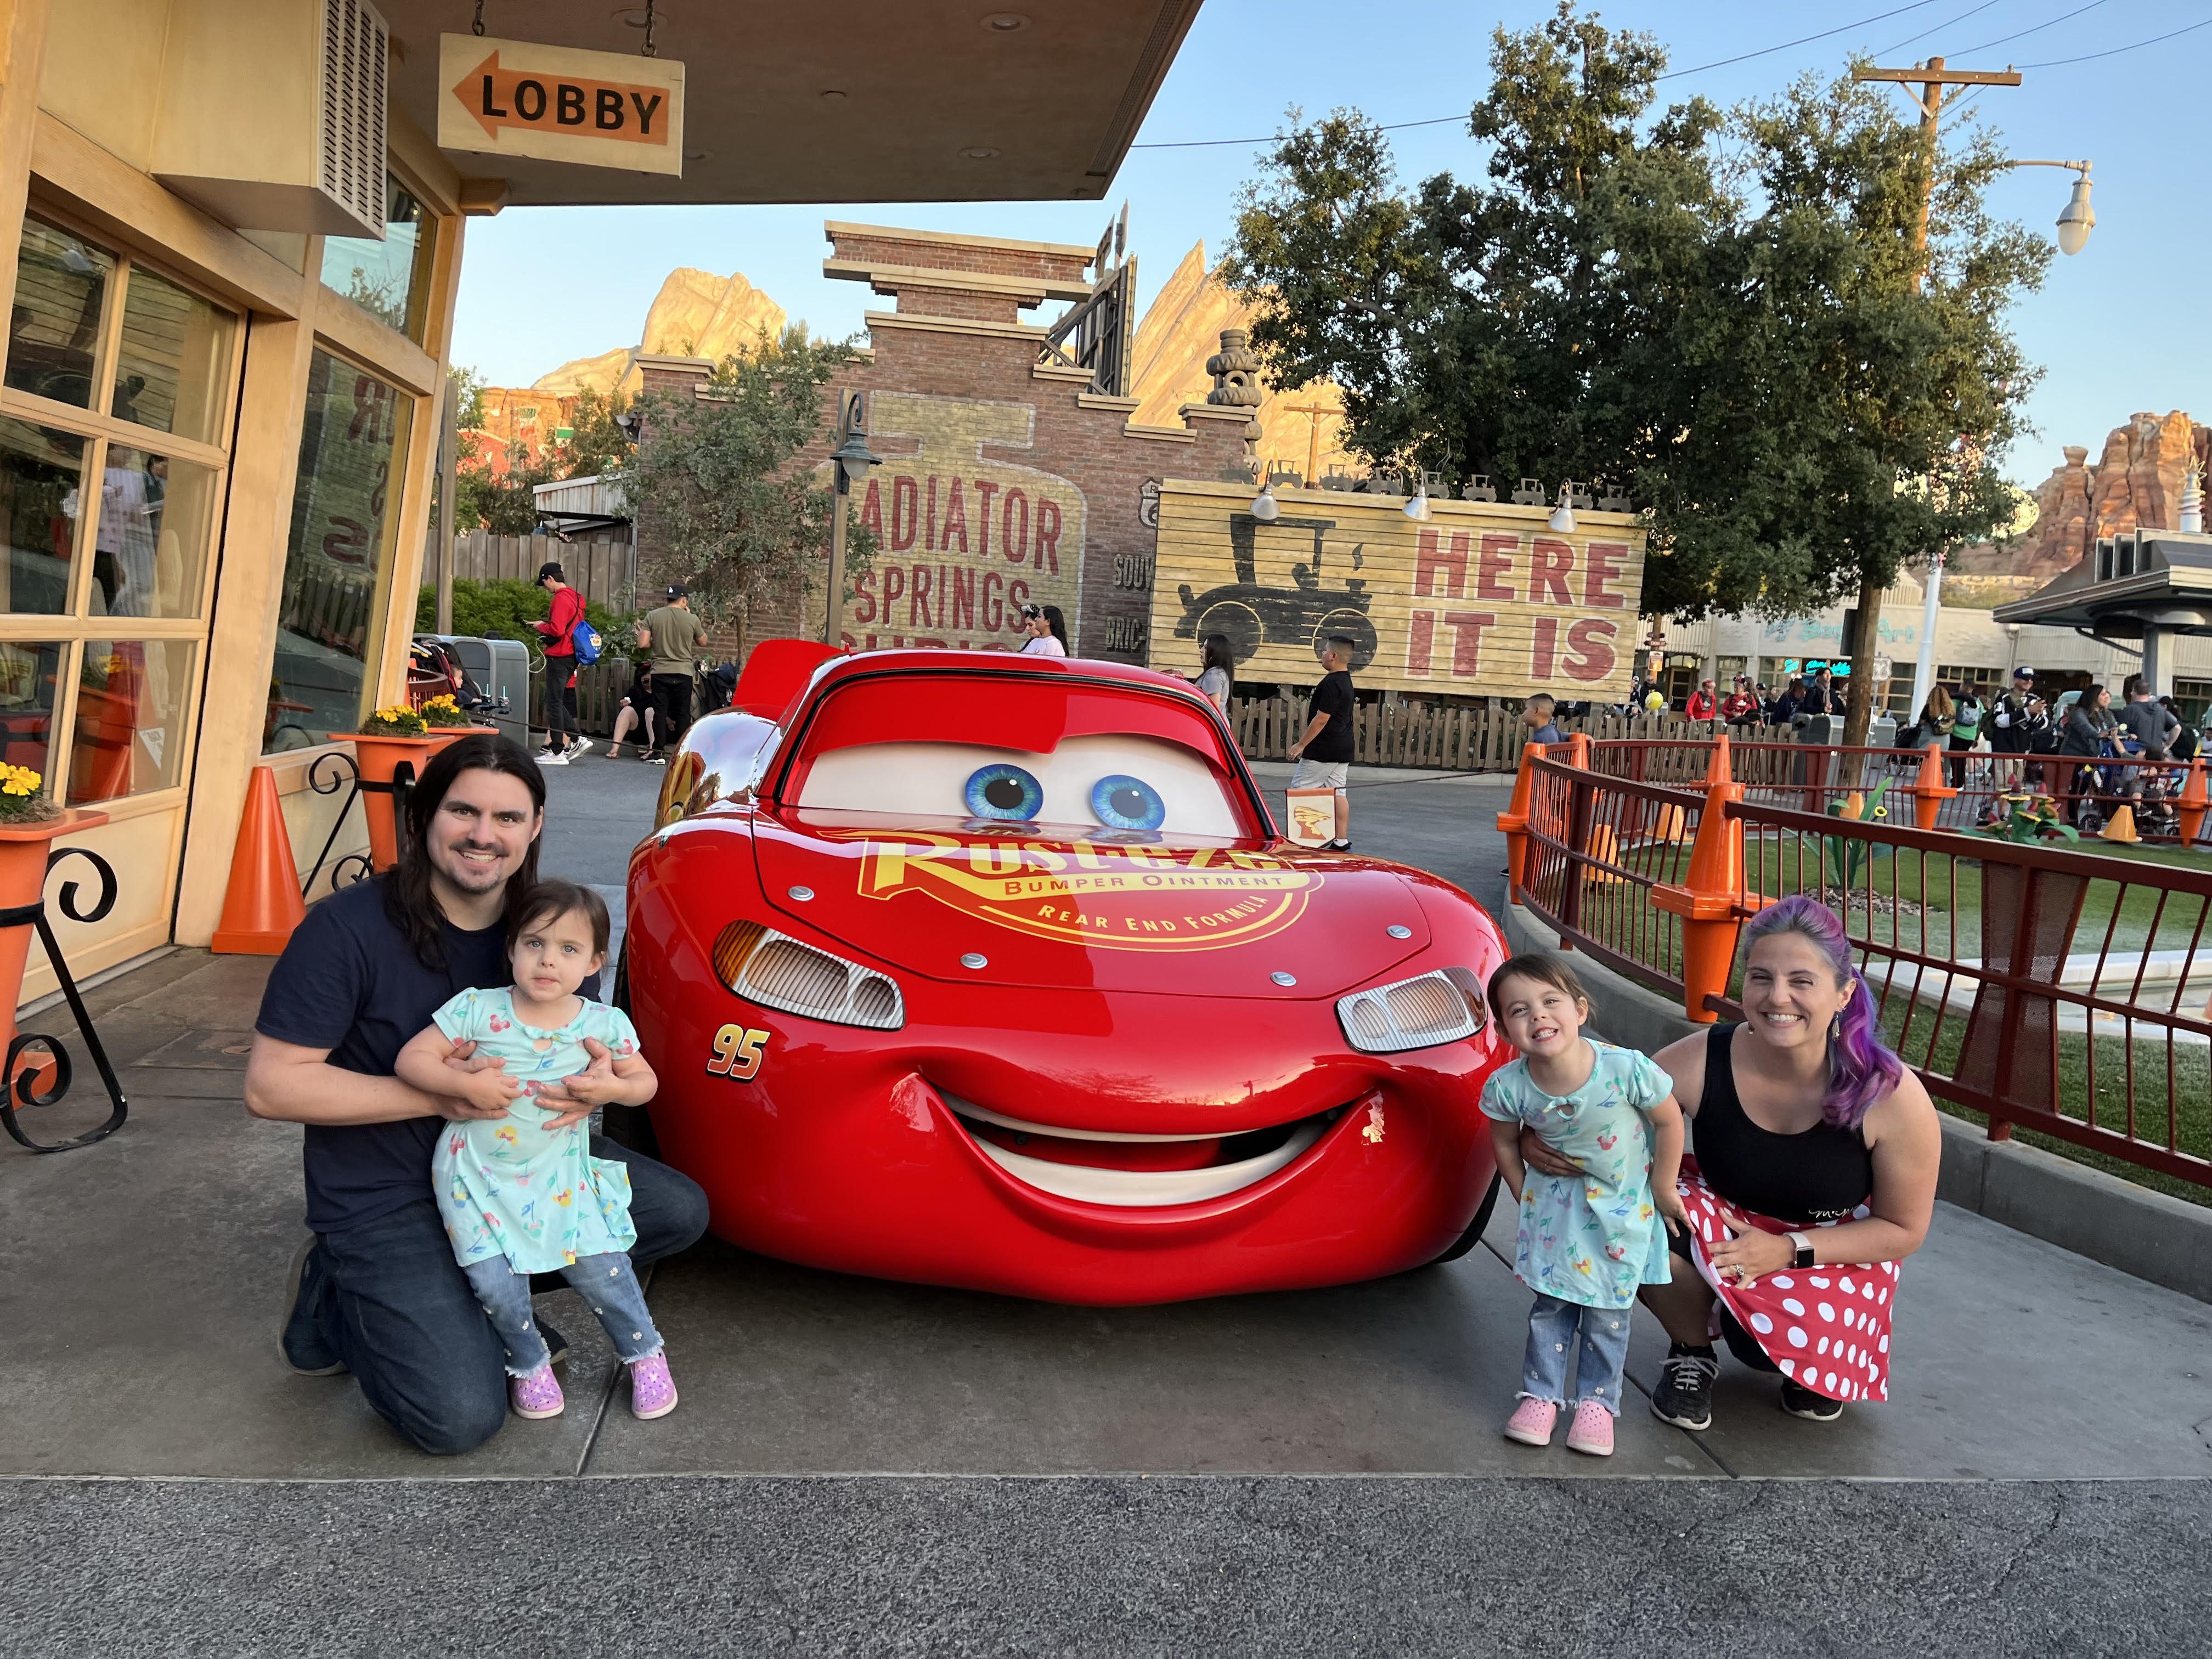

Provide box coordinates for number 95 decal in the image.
[707,1023,771,1080]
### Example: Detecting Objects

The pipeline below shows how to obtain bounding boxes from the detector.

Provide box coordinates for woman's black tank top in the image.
[1693,1024,1873,1226]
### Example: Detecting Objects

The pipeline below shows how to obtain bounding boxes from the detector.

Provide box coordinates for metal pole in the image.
[823,472,849,647]
[1910,548,1944,724]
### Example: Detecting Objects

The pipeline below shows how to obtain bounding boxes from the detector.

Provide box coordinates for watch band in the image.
[1787,1231,1815,1269]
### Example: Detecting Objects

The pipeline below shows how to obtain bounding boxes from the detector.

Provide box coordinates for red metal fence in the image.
[1502,735,2212,1195]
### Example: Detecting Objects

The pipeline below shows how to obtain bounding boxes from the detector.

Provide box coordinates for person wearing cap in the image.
[1988,667,2049,802]
[637,584,706,765]
[532,563,590,766]
[1720,677,1760,727]
[1685,678,1719,726]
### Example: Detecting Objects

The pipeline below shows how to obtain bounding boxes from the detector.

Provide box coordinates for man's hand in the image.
[1287,743,1304,761]
[534,1037,619,1132]
[1519,1126,1582,1178]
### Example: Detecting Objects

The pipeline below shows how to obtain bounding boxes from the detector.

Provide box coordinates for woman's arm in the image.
[245,1034,515,1126]
[1522,1034,1708,1178]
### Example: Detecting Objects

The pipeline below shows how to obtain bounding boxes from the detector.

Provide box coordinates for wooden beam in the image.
[1853,65,2021,87]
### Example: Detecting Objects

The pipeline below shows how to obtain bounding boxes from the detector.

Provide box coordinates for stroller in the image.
[2072,736,2177,837]
[407,636,509,720]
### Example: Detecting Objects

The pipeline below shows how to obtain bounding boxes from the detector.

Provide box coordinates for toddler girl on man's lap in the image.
[1481,953,1686,1457]
[395,880,677,1422]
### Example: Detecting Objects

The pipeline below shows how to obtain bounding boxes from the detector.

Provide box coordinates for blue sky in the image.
[450,0,2211,490]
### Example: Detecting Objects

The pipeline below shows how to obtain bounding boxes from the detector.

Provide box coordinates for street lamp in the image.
[1402,472,1432,522]
[1248,481,1281,522]
[822,390,880,646]
[1548,482,1577,535]
[2002,158,2094,255]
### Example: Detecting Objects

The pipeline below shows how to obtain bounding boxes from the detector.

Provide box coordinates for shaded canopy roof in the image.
[1994,531,2212,637]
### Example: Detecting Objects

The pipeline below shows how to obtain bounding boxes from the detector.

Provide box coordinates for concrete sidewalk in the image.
[2,752,2207,1485]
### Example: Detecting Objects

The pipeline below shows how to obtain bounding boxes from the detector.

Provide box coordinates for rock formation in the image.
[1127,244,1351,482]
[529,267,788,398]
[1955,410,2211,579]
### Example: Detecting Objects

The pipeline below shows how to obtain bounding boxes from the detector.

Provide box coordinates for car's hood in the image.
[753,808,1432,998]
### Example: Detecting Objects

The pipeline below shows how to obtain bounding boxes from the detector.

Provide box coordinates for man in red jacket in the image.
[1685,678,1719,725]
[532,562,591,766]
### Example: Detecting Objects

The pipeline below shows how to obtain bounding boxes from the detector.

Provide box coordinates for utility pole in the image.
[1838,57,2022,749]
[1283,399,1336,487]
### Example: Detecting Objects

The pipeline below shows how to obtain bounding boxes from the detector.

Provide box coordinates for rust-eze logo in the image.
[838,832,1318,951]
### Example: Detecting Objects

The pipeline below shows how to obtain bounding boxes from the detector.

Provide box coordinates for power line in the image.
[1128,0,1951,149]
[1953,0,2111,56]
[2017,12,2212,65]
[1875,0,2006,58]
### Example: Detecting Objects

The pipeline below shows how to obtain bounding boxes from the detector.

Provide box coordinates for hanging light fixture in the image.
[2055,166,2095,256]
[1249,482,1280,522]
[1548,482,1577,535]
[1402,475,1432,522]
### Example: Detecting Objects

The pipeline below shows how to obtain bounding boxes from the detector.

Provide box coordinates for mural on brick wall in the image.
[838,393,1089,652]
[1149,483,1646,699]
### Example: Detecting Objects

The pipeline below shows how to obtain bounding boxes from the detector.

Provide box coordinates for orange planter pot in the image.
[0,808,110,1085]
[328,732,444,871]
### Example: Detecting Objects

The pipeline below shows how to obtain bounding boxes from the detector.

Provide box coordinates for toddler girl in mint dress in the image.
[1481,952,1688,1457]
[396,881,675,1422]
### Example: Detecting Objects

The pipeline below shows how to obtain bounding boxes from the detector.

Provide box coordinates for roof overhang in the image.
[383,0,1203,206]
[1995,531,2212,635]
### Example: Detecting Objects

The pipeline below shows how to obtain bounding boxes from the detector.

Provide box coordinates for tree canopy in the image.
[1223,1,2049,740]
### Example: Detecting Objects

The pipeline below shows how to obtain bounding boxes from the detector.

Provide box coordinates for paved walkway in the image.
[3,752,2207,1651]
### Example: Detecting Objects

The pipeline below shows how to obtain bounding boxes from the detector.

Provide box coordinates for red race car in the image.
[620,641,1507,1305]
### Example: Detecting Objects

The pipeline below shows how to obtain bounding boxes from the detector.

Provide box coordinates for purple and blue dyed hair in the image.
[1741,895,1903,1130]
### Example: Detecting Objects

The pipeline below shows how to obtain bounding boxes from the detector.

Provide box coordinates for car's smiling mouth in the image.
[940,1092,1340,1207]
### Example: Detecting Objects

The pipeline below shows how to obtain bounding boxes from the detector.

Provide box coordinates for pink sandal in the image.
[629,1353,678,1419]
[510,1363,564,1419]
[1503,1397,1557,1446]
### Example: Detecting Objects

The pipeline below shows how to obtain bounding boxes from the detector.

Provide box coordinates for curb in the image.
[1503,899,2212,1306]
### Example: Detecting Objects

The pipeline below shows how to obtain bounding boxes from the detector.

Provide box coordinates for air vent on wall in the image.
[150,0,390,239]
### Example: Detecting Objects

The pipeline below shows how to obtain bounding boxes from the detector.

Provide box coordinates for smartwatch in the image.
[1786,1231,1815,1269]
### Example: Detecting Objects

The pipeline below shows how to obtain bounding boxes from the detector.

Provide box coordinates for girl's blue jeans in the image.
[462,1252,663,1376]
[1522,1293,1632,1416]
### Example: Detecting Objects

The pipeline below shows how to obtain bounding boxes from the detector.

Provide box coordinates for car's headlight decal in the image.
[1336,967,1487,1054]
[713,921,906,1030]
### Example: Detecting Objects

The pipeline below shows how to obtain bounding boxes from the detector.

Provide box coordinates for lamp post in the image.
[1999,157,2095,253]
[822,390,880,646]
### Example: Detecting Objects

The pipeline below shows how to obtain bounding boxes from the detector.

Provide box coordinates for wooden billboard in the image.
[1147,481,1646,699]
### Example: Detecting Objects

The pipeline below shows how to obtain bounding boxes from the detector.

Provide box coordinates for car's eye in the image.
[965,763,1043,821]
[1090,774,1166,832]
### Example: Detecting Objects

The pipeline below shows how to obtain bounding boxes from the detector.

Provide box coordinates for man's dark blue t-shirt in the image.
[255,877,599,1235]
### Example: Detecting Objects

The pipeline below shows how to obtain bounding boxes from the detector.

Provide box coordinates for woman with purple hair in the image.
[1522,895,1940,1426]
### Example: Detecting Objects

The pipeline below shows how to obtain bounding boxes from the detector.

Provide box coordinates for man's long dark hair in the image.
[381,734,547,969]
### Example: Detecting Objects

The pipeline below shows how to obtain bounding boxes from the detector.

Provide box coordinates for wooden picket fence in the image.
[448,532,638,613]
[1224,697,1716,771]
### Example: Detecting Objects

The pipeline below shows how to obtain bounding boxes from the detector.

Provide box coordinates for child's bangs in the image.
[1485,951,1590,1025]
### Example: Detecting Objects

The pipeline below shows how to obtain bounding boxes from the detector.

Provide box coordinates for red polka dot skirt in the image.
[1676,1160,1898,1403]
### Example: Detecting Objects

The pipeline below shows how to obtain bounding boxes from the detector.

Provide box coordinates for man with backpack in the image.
[532,562,592,766]
[638,584,706,765]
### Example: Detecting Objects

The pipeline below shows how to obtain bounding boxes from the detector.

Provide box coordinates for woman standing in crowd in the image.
[1019,603,1069,657]
[2057,684,2117,821]
[1914,684,1955,759]
[1947,685,1984,787]
[1193,634,1233,713]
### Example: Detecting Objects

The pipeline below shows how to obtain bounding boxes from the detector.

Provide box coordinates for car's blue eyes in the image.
[1090,775,1167,832]
[962,765,1167,830]
[965,763,1043,821]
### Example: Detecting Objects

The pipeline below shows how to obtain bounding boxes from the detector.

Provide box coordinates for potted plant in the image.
[330,705,439,871]
[415,693,499,754]
[0,764,109,1091]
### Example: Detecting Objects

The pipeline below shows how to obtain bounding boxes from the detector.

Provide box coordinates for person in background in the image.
[1988,667,2048,802]
[606,657,655,760]
[2114,675,2179,806]
[1192,633,1233,713]
[531,563,590,766]
[1947,685,1984,788]
[2159,697,2202,761]
[1914,684,1955,758]
[1286,635,1358,851]
[1722,677,1760,727]
[1018,602,1068,657]
[2056,683,2117,823]
[1686,679,1719,725]
[637,584,705,766]
[1769,678,1804,726]
[1800,667,1837,720]
[1523,692,1562,747]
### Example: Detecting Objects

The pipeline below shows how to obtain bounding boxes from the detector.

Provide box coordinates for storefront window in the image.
[0,638,63,785]
[267,348,411,751]
[84,447,216,621]
[319,175,437,343]
[69,637,195,805]
[0,415,84,614]
[111,266,235,447]
[3,218,113,409]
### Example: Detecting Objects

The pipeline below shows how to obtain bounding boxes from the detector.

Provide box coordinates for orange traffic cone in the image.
[1703,730,1732,788]
[2098,804,2140,845]
[1583,821,1624,883]
[212,766,307,954]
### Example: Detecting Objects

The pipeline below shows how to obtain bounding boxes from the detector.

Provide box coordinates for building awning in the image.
[1993,531,2212,637]
[533,472,629,539]
[385,0,1201,205]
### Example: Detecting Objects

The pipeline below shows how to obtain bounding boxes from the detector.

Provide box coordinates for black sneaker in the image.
[1650,1343,1718,1430]
[278,1236,347,1376]
[1780,1378,1844,1422]
[539,1322,571,1369]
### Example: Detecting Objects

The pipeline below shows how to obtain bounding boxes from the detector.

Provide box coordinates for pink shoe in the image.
[510,1363,564,1419]
[1565,1400,1616,1456]
[1503,1397,1558,1447]
[629,1352,678,1419]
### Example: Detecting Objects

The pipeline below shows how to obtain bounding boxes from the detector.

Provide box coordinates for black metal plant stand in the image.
[297,749,418,896]
[0,846,128,1154]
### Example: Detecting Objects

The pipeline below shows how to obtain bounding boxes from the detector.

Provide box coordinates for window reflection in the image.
[4,219,113,410]
[319,176,436,342]
[111,267,235,447]
[0,415,84,615]
[268,349,413,751]
[0,640,62,783]
[83,447,214,621]
[70,637,195,804]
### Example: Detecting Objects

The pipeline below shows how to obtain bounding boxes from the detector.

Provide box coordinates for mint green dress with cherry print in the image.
[429,987,643,1273]
[1479,1040,1674,1309]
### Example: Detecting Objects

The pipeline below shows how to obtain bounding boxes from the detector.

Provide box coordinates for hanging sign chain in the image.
[641,0,659,57]
[471,0,484,36]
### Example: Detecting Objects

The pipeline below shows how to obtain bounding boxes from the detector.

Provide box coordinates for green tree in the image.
[556,387,634,479]
[1223,1,2046,744]
[456,440,555,536]
[625,325,878,633]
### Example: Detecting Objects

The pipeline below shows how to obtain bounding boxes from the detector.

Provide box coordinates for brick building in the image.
[634,222,1256,667]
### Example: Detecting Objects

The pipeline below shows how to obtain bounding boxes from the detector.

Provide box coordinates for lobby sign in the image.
[438,35,685,177]
[1147,482,1646,699]
[837,393,1087,652]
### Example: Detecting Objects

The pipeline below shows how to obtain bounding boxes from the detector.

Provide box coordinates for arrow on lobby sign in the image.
[452,50,669,146]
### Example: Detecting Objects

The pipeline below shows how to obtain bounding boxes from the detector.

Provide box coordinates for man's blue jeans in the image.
[1522,1293,1632,1416]
[293,1136,706,1454]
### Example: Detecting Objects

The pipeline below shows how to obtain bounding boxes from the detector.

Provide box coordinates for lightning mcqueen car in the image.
[619,641,1506,1305]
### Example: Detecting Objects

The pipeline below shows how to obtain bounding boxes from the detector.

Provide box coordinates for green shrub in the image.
[416,578,640,658]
